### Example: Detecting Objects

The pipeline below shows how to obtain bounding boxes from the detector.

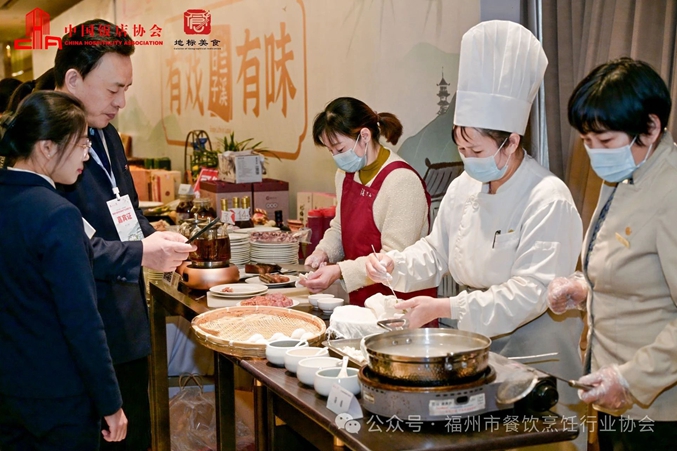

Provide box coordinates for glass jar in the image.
[176,194,195,223]
[179,217,231,268]
[189,197,216,220]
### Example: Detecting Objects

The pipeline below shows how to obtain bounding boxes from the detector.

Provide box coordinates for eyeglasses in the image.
[80,139,92,158]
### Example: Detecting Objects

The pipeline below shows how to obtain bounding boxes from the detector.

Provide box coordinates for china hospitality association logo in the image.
[184,9,211,35]
[14,8,62,50]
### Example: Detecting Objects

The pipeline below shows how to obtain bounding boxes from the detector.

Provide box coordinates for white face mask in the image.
[585,136,653,183]
[459,138,511,183]
[333,134,367,173]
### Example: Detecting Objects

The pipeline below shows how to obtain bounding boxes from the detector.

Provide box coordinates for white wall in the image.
[35,0,486,216]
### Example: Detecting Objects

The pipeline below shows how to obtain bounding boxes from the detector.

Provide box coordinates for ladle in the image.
[337,356,349,378]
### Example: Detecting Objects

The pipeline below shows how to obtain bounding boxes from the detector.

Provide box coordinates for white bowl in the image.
[265,339,308,366]
[314,367,360,397]
[317,297,344,313]
[296,357,341,386]
[307,293,334,308]
[284,347,328,374]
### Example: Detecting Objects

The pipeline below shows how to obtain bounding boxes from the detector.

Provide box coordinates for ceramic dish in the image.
[296,357,341,386]
[314,367,360,397]
[245,275,299,288]
[317,297,344,313]
[209,283,268,297]
[307,293,334,308]
[265,339,308,366]
[284,347,329,374]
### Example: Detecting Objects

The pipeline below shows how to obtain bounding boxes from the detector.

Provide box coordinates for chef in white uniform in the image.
[366,21,586,449]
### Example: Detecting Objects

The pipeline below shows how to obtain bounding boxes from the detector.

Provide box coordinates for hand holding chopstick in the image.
[369,245,398,299]
[185,217,220,244]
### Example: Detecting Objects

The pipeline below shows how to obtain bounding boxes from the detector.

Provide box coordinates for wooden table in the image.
[148,279,324,451]
[149,280,242,451]
[240,359,579,451]
[149,280,578,451]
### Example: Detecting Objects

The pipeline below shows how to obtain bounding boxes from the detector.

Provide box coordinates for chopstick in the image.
[370,245,398,299]
[185,217,220,244]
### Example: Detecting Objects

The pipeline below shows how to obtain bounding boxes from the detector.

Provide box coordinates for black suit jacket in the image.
[59,124,155,364]
[0,169,121,417]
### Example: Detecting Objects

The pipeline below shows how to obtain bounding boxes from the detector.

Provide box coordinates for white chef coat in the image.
[389,153,582,335]
[389,154,587,429]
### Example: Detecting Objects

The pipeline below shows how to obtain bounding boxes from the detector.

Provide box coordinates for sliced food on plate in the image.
[239,293,295,307]
[259,273,290,284]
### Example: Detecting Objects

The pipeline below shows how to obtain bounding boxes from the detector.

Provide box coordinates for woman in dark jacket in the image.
[0,91,127,450]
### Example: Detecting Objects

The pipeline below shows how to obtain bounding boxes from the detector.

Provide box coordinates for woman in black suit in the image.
[0,91,127,450]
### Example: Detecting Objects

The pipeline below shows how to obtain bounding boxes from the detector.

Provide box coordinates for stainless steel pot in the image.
[362,319,492,385]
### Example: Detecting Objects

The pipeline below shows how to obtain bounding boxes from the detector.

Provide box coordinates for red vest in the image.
[341,161,438,310]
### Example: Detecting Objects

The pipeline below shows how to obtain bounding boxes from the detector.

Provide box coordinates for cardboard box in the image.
[218,152,264,183]
[200,180,253,218]
[296,191,337,226]
[252,179,289,223]
[193,167,219,195]
[130,167,151,201]
[150,170,181,204]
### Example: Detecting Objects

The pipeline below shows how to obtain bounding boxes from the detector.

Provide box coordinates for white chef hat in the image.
[454,20,548,135]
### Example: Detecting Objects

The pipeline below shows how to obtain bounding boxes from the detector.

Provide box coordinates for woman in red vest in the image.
[299,97,437,307]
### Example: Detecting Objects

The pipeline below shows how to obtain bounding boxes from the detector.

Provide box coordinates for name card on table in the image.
[326,383,362,419]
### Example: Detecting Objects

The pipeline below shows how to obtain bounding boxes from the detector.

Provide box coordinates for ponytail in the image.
[375,112,403,145]
[312,97,404,147]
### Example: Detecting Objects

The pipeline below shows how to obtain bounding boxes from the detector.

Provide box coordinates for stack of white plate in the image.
[206,283,268,308]
[250,241,300,265]
[229,233,250,265]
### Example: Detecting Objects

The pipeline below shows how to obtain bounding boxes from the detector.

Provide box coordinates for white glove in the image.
[546,271,588,314]
[365,253,393,284]
[141,232,195,272]
[578,364,634,412]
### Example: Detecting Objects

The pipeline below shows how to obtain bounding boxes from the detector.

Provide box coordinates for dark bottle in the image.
[274,210,290,231]
[237,196,254,229]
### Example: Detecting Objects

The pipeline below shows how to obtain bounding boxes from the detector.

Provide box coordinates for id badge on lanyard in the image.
[91,129,143,242]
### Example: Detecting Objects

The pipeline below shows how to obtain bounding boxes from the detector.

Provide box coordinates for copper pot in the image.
[178,263,240,290]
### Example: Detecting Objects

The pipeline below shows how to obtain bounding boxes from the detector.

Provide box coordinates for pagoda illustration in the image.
[436,69,451,115]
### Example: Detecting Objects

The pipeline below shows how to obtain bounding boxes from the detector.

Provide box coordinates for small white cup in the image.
[265,339,308,366]
[284,347,329,374]
[307,293,334,308]
[317,297,344,314]
[296,357,341,386]
[314,367,360,397]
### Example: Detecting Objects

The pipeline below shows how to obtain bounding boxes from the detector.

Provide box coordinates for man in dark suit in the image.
[54,19,194,450]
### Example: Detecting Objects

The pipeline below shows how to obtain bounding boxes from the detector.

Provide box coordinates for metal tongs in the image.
[185,217,220,244]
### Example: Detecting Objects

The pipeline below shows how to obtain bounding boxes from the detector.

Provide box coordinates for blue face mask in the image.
[459,138,511,183]
[333,135,367,173]
[585,137,652,183]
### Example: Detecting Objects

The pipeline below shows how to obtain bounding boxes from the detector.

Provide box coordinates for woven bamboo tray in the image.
[191,306,326,358]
